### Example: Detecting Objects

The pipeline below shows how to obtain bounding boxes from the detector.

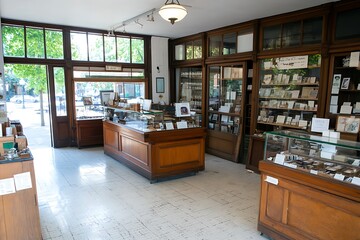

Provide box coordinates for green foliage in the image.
[2,25,25,57]
[45,30,64,59]
[117,37,130,62]
[131,38,144,63]
[26,27,45,58]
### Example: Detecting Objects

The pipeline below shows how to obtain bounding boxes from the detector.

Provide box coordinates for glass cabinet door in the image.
[176,67,203,112]
[208,64,244,135]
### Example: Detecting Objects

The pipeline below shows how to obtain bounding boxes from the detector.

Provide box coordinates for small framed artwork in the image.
[341,77,350,90]
[100,90,113,106]
[211,113,218,121]
[156,77,165,93]
[175,102,190,117]
[82,96,93,106]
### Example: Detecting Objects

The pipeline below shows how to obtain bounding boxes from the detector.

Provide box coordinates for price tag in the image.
[265,176,279,185]
[334,173,345,181]
[274,154,285,165]
[284,163,297,169]
[351,177,360,186]
[352,159,360,166]
[310,170,318,175]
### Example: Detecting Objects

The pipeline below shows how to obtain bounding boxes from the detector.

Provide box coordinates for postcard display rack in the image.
[257,54,321,131]
[176,67,203,112]
[258,130,360,240]
[207,64,245,162]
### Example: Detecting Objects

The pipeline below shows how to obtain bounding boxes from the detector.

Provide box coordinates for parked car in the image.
[9,95,38,103]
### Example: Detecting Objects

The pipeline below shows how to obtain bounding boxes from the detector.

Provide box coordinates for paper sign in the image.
[311,118,329,133]
[165,122,174,130]
[351,177,360,186]
[176,121,188,129]
[284,163,297,169]
[330,96,338,105]
[265,176,279,185]
[274,154,285,165]
[352,160,360,166]
[0,178,16,196]
[334,173,345,181]
[340,105,352,114]
[14,172,32,191]
[349,51,360,67]
[310,170,318,175]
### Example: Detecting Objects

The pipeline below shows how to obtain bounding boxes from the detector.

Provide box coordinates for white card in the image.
[0,178,16,196]
[284,163,297,169]
[334,173,345,181]
[176,121,188,129]
[265,176,278,185]
[14,172,32,191]
[165,122,174,130]
[340,105,352,114]
[352,159,360,166]
[349,51,360,67]
[310,170,318,175]
[351,177,360,186]
[274,154,285,165]
[330,96,338,105]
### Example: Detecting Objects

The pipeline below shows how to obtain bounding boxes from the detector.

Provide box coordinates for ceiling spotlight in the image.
[159,0,187,25]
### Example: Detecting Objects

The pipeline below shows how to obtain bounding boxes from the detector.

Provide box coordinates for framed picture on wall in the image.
[341,77,350,89]
[100,90,113,106]
[156,77,165,93]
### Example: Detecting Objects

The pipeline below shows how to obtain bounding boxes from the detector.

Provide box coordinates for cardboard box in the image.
[0,136,14,155]
[15,135,28,151]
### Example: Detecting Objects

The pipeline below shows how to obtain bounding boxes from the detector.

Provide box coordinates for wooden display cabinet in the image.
[76,118,104,148]
[258,130,360,240]
[325,52,360,129]
[0,158,42,240]
[206,63,247,162]
[102,107,206,181]
[256,54,322,132]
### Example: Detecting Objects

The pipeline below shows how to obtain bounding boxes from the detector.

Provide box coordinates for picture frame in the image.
[336,116,360,133]
[82,96,93,106]
[341,77,350,90]
[100,90,114,106]
[175,102,190,117]
[156,77,165,93]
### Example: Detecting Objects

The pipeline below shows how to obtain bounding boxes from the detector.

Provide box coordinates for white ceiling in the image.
[0,0,338,39]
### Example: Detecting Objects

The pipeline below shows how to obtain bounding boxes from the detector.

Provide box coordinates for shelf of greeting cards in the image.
[261,83,319,87]
[259,97,318,101]
[259,106,317,112]
[338,89,360,93]
[257,121,307,130]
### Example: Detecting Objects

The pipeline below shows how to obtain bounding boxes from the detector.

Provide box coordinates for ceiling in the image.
[0,0,338,39]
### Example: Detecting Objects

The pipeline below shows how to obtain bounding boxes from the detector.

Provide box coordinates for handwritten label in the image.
[274,154,285,165]
[0,178,16,196]
[14,172,32,191]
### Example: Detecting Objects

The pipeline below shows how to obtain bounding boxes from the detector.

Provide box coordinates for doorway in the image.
[4,64,51,149]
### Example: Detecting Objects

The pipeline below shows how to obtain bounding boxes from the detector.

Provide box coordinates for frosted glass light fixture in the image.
[159,0,187,25]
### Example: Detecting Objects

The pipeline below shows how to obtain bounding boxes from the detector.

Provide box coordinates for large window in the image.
[70,31,144,64]
[2,24,64,59]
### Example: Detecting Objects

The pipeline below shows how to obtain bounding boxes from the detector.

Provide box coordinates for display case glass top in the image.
[264,130,360,186]
[257,54,321,132]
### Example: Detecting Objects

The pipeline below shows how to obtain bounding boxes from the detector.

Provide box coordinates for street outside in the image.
[7,101,51,148]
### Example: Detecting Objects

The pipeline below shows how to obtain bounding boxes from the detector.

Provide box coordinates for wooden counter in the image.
[258,160,360,240]
[0,157,42,240]
[103,120,206,181]
[76,118,103,148]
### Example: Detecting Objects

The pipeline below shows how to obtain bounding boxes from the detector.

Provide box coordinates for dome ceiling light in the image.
[159,0,188,25]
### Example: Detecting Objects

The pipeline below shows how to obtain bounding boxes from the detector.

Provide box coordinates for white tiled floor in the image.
[30,145,267,240]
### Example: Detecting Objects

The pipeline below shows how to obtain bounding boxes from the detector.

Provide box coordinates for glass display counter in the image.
[258,130,360,240]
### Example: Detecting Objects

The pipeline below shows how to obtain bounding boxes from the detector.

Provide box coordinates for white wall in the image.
[151,36,169,104]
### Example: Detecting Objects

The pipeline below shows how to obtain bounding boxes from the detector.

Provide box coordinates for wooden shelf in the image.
[259,97,318,101]
[257,121,307,129]
[262,83,319,86]
[259,106,317,112]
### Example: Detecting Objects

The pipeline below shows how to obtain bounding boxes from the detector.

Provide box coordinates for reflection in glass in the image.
[131,38,144,64]
[209,35,221,56]
[186,41,193,60]
[263,25,281,50]
[193,40,202,59]
[281,21,301,47]
[54,67,67,116]
[303,17,322,44]
[175,44,185,60]
[177,67,202,111]
[223,32,237,55]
